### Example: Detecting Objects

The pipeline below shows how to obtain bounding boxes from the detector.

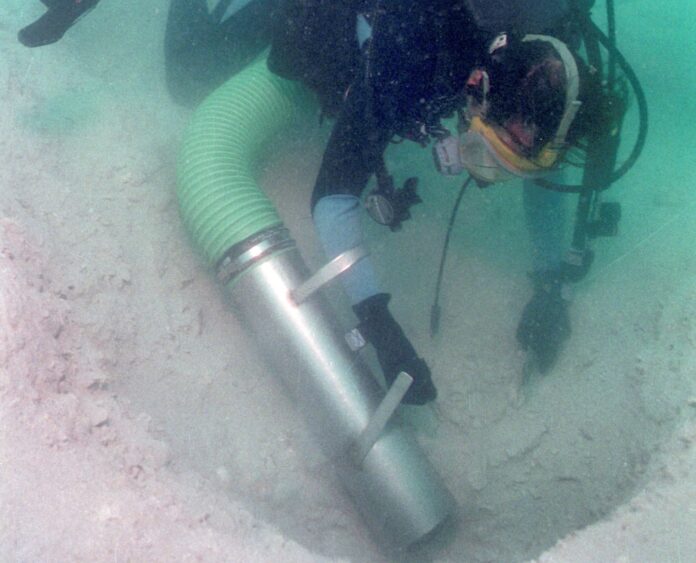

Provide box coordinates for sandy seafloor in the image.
[1,1,695,561]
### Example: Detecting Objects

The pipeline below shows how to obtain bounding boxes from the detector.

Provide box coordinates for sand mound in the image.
[0,219,336,562]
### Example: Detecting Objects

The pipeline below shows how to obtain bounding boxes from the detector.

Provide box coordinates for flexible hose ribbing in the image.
[177,58,311,266]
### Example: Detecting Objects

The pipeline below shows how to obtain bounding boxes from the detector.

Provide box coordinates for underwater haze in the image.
[1,1,695,561]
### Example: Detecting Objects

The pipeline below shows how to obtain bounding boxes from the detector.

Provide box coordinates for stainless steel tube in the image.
[223,231,455,548]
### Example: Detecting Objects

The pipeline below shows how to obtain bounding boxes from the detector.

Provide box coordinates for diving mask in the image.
[435,34,582,184]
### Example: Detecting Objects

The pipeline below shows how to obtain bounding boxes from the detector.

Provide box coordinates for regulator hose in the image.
[537,9,649,193]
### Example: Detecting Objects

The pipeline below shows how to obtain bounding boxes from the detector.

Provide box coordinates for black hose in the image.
[607,0,617,87]
[430,176,473,337]
[536,14,649,193]
[593,19,649,184]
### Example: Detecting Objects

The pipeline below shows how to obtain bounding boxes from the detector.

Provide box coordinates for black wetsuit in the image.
[269,1,491,207]
[268,0,576,206]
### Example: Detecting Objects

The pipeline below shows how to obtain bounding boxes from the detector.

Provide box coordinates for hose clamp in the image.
[216,227,295,285]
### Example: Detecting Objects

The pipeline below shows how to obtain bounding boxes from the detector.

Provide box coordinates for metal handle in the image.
[351,372,413,467]
[290,246,369,305]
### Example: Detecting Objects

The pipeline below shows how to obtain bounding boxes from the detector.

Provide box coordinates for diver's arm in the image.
[517,179,571,373]
[311,79,390,305]
[522,179,566,273]
[311,81,437,405]
[19,0,101,47]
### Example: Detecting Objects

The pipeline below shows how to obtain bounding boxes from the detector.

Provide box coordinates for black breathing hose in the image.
[606,0,617,87]
[430,176,473,337]
[536,6,648,193]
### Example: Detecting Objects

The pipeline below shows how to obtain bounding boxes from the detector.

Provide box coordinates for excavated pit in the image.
[2,1,695,561]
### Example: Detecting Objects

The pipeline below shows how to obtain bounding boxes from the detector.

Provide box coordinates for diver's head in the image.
[458,33,583,183]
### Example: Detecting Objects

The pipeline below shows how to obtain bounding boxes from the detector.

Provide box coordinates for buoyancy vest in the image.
[268,0,574,128]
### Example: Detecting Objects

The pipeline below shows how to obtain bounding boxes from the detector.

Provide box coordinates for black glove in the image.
[516,271,571,373]
[353,293,437,405]
[19,0,100,48]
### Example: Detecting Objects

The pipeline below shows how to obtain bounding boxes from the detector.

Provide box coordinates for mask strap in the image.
[522,34,583,148]
[464,69,490,118]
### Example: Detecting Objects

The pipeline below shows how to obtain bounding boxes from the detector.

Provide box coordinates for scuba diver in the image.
[18,0,643,406]
[267,0,630,405]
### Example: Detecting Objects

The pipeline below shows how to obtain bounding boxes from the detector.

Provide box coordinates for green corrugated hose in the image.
[177,57,312,267]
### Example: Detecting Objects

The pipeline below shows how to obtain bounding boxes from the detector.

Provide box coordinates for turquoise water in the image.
[2,1,694,561]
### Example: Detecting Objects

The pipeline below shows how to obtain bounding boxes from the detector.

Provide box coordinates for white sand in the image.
[1,1,695,561]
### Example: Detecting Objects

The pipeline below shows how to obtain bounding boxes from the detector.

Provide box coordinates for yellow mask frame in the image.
[461,34,583,181]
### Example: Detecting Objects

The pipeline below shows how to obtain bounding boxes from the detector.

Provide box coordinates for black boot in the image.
[353,293,437,405]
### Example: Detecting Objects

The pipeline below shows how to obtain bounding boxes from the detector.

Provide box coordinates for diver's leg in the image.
[164,0,277,107]
[522,178,566,273]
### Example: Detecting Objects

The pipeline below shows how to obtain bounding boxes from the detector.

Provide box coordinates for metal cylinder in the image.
[223,231,455,548]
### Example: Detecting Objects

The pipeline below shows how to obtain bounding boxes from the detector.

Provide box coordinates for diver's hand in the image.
[516,271,571,373]
[353,293,437,405]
